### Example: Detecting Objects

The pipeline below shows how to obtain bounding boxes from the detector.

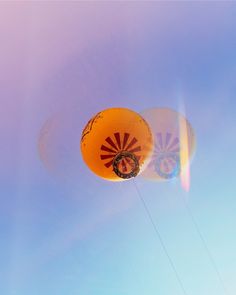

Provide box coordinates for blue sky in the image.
[1,2,236,295]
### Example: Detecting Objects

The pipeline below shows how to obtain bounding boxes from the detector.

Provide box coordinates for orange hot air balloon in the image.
[140,108,196,181]
[81,107,154,181]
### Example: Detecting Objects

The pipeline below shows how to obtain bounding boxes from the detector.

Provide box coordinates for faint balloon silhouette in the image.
[140,108,196,181]
[38,110,82,181]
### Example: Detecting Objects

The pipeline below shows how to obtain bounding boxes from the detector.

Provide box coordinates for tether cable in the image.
[180,194,229,295]
[133,179,188,295]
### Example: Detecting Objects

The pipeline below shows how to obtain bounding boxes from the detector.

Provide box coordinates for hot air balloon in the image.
[81,107,154,181]
[140,108,196,181]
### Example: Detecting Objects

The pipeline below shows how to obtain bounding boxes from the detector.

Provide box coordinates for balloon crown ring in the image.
[112,151,140,179]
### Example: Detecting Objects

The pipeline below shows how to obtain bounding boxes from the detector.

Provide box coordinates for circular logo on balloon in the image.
[113,151,140,179]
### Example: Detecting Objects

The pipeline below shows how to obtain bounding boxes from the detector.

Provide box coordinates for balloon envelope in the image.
[80,107,154,181]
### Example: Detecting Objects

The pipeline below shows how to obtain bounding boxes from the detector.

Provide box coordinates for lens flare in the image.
[179,113,191,192]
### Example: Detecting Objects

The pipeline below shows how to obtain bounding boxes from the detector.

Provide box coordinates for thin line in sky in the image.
[178,98,229,295]
[133,180,188,295]
[181,194,230,295]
